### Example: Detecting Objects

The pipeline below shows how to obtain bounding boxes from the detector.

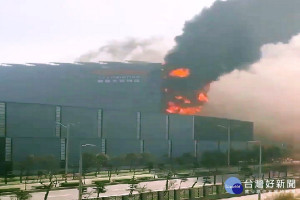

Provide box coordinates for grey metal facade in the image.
[0,101,253,170]
[0,62,162,112]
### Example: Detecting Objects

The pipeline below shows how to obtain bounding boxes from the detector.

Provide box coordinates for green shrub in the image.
[137,177,152,181]
[177,173,190,178]
[60,182,79,187]
[0,188,20,193]
[93,180,110,184]
[113,178,131,184]
[32,185,47,189]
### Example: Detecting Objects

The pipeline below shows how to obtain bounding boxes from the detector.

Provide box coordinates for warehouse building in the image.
[0,62,253,173]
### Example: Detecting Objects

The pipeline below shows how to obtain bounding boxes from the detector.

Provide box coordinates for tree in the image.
[95,153,109,176]
[239,165,253,180]
[16,155,35,184]
[140,153,156,173]
[35,155,60,200]
[106,155,124,181]
[200,151,226,170]
[230,149,249,165]
[36,155,60,173]
[82,152,97,183]
[127,175,150,198]
[94,182,106,198]
[12,190,32,200]
[263,145,291,163]
[82,152,97,172]
[16,155,36,189]
[125,153,141,172]
[39,173,58,200]
[175,153,197,168]
[128,175,138,196]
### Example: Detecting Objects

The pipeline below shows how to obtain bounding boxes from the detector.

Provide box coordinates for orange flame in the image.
[166,102,202,115]
[175,96,191,104]
[198,93,208,102]
[169,68,190,78]
[184,99,191,104]
[164,83,210,115]
[175,96,183,100]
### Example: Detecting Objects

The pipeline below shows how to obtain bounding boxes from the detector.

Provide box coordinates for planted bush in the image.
[0,188,20,193]
[60,182,79,187]
[93,180,110,184]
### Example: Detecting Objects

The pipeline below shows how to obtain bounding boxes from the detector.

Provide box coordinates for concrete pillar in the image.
[174,189,181,200]
[216,185,220,195]
[140,193,148,200]
[203,186,206,197]
[189,188,195,199]
[158,191,164,200]
[122,195,129,200]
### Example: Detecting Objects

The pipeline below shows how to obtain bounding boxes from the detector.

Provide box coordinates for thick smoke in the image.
[201,34,300,146]
[164,0,300,93]
[78,37,173,63]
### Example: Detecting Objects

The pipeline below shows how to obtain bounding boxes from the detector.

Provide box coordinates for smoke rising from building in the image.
[163,0,300,113]
[77,37,173,63]
[75,0,300,143]
[201,34,300,144]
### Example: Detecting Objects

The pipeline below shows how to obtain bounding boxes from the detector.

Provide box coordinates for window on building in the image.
[98,109,103,138]
[101,139,106,154]
[0,103,6,137]
[55,106,61,137]
[60,138,66,161]
[5,138,12,162]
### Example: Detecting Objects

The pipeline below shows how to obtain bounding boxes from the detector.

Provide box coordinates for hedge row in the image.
[0,188,20,193]
[60,182,79,187]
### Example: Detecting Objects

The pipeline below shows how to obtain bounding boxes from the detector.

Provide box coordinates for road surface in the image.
[1,175,298,200]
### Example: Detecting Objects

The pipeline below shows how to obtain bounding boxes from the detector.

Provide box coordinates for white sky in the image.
[0,0,216,63]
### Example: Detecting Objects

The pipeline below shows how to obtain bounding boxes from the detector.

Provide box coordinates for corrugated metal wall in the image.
[0,101,253,168]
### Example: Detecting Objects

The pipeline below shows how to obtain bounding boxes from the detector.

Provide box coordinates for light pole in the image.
[56,122,79,178]
[217,121,231,167]
[248,140,262,200]
[79,143,96,200]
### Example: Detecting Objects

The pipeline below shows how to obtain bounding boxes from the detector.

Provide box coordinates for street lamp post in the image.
[248,140,262,200]
[56,122,79,178]
[79,143,96,200]
[217,121,231,167]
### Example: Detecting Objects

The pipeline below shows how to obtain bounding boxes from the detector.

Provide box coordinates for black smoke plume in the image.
[164,0,300,109]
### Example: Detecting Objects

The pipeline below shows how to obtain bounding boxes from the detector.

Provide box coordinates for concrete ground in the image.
[0,175,228,200]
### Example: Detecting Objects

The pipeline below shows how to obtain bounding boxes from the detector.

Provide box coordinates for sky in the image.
[0,0,216,63]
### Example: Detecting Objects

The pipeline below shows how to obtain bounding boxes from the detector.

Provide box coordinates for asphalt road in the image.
[1,174,297,200]
[1,176,227,200]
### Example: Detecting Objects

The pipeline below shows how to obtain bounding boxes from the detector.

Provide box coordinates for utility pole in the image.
[65,124,70,175]
[78,144,96,200]
[217,120,231,167]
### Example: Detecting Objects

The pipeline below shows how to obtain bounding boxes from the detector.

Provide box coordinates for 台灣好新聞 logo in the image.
[225,177,243,194]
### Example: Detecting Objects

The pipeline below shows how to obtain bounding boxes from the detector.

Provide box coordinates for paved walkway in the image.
[0,175,229,200]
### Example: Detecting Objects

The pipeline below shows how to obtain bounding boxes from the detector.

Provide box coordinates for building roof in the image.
[0,62,163,112]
